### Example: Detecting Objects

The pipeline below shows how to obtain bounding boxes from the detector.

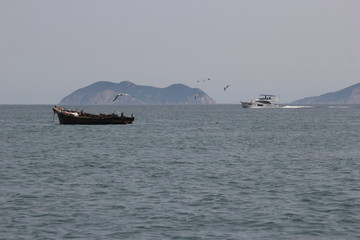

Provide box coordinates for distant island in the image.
[59,81,216,105]
[292,82,360,104]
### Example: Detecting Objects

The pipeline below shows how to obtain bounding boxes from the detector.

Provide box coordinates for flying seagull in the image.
[197,78,211,83]
[224,85,231,91]
[112,93,131,102]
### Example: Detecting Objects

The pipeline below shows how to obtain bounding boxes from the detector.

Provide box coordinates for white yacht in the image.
[241,94,279,108]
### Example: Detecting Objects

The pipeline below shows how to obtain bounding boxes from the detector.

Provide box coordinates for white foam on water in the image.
[328,106,350,109]
[281,105,314,109]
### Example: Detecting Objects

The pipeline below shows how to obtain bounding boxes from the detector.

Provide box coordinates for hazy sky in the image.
[1,0,360,104]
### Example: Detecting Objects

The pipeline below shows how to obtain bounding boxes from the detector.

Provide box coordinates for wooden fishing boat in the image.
[53,106,134,125]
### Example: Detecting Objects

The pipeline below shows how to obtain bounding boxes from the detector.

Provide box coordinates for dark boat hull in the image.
[53,106,134,125]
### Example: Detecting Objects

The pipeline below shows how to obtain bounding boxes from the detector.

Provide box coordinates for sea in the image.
[0,104,359,240]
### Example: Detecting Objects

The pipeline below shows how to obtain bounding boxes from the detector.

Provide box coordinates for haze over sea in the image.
[1,104,359,239]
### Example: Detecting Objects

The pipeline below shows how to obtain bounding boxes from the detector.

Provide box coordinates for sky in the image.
[1,0,360,104]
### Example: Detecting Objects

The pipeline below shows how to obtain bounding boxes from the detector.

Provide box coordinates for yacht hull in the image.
[241,101,278,108]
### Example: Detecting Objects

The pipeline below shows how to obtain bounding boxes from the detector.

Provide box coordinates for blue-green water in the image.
[1,104,359,239]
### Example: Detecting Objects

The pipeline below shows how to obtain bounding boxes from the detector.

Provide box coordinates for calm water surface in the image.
[0,104,359,239]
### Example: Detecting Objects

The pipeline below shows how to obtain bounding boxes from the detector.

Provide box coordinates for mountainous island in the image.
[59,81,216,105]
[292,82,360,104]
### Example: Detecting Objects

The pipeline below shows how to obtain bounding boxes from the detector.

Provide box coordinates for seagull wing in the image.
[224,85,231,91]
[112,95,119,101]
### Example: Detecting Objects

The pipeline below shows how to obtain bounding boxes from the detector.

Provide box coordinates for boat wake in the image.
[281,105,314,109]
[328,106,350,109]
[282,105,352,109]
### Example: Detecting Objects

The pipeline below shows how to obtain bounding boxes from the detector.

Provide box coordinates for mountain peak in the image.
[59,81,216,105]
[118,81,136,87]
